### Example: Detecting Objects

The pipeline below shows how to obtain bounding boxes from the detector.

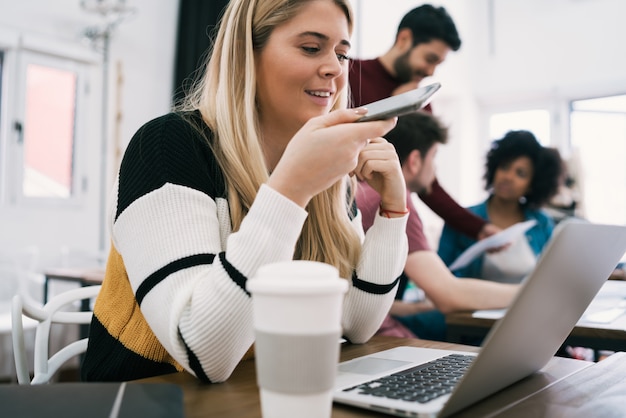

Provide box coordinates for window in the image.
[23,63,77,198]
[570,95,626,225]
[489,109,551,145]
[9,49,89,204]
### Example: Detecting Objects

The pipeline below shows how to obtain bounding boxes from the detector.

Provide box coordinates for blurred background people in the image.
[438,130,563,283]
[349,4,502,243]
[357,112,521,341]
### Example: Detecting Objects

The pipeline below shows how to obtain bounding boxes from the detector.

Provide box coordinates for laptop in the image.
[333,221,626,417]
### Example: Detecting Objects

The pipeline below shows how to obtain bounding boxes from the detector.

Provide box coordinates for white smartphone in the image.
[356,82,441,122]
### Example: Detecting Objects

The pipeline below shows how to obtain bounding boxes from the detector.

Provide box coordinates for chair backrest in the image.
[11,285,101,384]
[0,248,40,381]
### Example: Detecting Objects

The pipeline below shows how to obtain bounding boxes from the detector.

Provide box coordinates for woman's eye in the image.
[302,46,320,54]
[336,53,350,63]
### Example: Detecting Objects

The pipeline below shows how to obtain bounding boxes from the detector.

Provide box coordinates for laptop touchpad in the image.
[339,357,411,375]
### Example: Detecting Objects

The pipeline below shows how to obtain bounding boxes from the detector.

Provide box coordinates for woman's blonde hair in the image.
[180,0,359,278]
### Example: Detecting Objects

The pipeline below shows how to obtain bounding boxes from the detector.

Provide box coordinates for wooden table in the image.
[137,336,594,418]
[446,280,626,353]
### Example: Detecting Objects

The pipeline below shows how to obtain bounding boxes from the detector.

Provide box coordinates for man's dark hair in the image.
[484,130,563,209]
[385,111,448,164]
[398,4,461,51]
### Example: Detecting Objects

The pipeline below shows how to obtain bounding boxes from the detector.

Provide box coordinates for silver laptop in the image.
[333,221,626,417]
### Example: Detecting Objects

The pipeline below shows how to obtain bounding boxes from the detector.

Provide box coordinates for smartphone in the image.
[356,82,441,122]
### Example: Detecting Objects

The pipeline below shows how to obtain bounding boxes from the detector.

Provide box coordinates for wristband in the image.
[379,204,409,218]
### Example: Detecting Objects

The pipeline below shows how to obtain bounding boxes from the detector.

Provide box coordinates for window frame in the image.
[0,32,99,209]
[568,93,626,225]
[481,91,626,227]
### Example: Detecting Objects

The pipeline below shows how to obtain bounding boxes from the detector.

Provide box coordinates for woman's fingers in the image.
[354,137,406,209]
[269,110,397,207]
[354,137,396,180]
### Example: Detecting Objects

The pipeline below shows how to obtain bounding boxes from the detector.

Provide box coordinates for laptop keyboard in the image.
[342,354,474,404]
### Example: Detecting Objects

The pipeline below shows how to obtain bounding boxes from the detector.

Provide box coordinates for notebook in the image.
[333,221,626,417]
[0,382,185,418]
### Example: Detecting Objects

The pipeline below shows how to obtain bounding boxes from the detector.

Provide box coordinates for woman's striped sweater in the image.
[81,111,408,383]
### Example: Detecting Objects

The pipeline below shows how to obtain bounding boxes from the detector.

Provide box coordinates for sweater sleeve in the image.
[342,209,408,343]
[419,178,487,239]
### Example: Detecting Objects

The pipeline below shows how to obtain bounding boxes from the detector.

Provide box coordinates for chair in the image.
[0,248,40,381]
[11,284,101,384]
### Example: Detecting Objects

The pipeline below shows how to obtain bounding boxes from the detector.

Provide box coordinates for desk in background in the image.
[137,336,598,418]
[42,267,105,338]
[446,280,626,352]
[43,267,105,304]
[609,266,626,281]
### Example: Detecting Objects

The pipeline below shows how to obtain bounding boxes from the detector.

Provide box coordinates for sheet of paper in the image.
[448,219,537,271]
[473,281,626,325]
[472,309,506,319]
[474,305,626,324]
[581,306,626,324]
[579,281,626,324]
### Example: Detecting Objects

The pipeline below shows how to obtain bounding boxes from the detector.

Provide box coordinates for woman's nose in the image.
[320,53,343,78]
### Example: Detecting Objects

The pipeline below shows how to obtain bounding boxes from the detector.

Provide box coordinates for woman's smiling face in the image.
[255,0,351,132]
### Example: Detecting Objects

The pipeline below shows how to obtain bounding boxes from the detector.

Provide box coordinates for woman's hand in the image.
[354,136,407,215]
[478,223,512,253]
[268,108,397,208]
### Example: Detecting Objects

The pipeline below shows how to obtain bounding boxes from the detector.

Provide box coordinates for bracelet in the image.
[379,204,409,218]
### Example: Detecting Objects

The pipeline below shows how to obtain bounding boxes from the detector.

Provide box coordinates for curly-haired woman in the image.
[438,130,562,283]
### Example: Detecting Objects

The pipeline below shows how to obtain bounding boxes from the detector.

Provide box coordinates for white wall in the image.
[476,0,626,99]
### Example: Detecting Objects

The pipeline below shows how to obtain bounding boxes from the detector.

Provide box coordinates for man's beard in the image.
[393,51,414,83]
[408,177,431,195]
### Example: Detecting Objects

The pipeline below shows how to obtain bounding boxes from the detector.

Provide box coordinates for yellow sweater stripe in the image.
[93,245,183,370]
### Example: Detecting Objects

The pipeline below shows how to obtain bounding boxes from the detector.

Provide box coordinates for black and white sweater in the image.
[81,111,408,383]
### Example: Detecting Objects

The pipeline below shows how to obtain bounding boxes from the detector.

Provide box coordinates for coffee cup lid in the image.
[247,261,348,295]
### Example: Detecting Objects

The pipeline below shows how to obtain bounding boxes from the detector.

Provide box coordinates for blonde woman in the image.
[82,0,408,383]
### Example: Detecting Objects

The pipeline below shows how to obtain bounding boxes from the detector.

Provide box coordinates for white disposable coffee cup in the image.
[247,260,348,418]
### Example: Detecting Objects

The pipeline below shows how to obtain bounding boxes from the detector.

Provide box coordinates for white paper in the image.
[448,219,537,271]
[474,305,626,325]
[472,309,506,319]
[472,281,626,325]
[580,280,626,324]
